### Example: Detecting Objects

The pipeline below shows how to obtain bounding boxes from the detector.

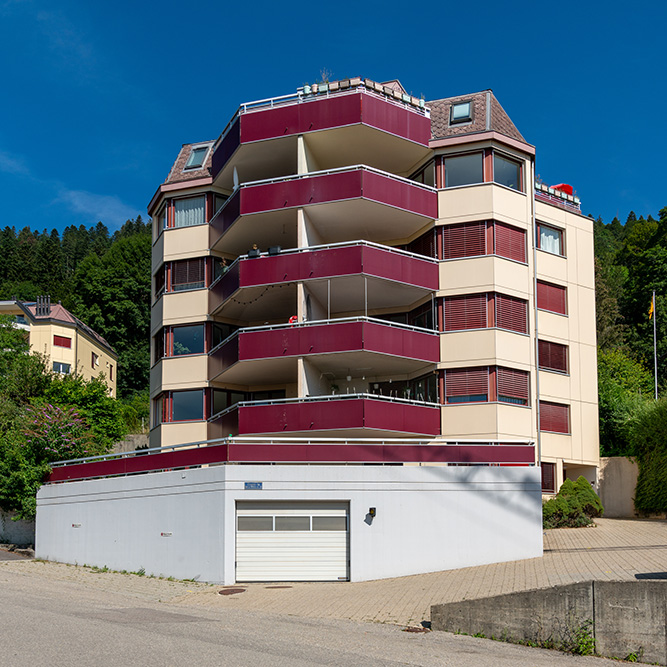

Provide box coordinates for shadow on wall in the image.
[598,457,638,518]
[0,510,35,546]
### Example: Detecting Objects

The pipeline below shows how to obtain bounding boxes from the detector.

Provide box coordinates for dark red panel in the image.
[495,294,528,334]
[444,294,487,331]
[48,441,534,481]
[211,116,241,179]
[362,170,437,219]
[539,400,570,433]
[538,339,568,373]
[361,246,438,289]
[495,222,526,263]
[537,280,567,315]
[442,222,486,259]
[360,94,432,145]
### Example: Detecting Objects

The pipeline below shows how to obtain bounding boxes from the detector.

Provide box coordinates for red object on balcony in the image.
[551,183,573,195]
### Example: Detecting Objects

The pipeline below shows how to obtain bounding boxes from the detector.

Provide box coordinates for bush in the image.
[543,476,604,529]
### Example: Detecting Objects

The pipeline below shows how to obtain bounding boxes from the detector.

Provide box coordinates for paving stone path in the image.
[1,518,665,627]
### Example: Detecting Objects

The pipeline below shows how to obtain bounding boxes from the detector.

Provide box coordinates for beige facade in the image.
[148,79,599,488]
[0,300,117,397]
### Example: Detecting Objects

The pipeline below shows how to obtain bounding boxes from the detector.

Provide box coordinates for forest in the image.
[0,205,666,517]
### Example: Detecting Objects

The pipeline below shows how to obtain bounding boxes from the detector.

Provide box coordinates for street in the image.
[0,562,620,667]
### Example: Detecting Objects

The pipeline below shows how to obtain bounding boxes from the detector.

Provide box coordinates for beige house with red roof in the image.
[0,296,117,397]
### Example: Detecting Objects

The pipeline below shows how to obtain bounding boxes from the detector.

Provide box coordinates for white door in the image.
[236,502,349,582]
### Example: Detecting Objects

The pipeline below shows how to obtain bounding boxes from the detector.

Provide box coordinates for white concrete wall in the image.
[36,465,542,583]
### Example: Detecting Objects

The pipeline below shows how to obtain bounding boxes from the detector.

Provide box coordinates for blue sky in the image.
[1,0,665,233]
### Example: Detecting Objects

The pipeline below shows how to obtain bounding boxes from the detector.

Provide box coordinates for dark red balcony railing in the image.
[209,166,437,247]
[209,241,438,314]
[208,393,441,438]
[212,87,431,179]
[208,318,439,381]
[47,435,536,483]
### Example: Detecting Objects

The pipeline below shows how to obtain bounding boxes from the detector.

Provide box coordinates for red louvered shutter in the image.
[496,294,528,333]
[445,367,489,403]
[541,462,556,492]
[536,281,567,315]
[496,367,529,405]
[538,340,568,373]
[444,294,487,331]
[442,222,486,259]
[539,401,570,433]
[494,222,526,262]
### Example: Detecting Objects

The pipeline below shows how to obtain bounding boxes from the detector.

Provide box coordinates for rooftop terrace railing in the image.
[212,78,430,152]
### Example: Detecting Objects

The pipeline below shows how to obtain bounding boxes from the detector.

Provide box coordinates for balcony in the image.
[209,241,438,320]
[208,393,441,439]
[209,166,437,256]
[208,317,439,385]
[48,436,535,482]
[211,82,432,188]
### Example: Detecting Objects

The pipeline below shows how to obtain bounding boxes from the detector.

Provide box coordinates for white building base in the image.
[36,465,543,583]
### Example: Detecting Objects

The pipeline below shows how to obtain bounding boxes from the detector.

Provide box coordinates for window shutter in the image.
[538,340,568,372]
[444,294,487,331]
[495,294,528,333]
[541,462,556,493]
[445,367,489,402]
[539,401,570,433]
[53,335,72,348]
[172,258,205,289]
[494,222,526,262]
[442,222,486,259]
[537,281,567,315]
[496,366,529,404]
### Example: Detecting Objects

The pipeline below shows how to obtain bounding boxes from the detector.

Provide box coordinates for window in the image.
[537,223,564,256]
[496,367,530,405]
[537,280,567,315]
[538,340,568,373]
[408,302,434,330]
[109,364,113,381]
[403,229,437,258]
[171,390,204,422]
[444,153,483,188]
[212,322,239,348]
[450,101,472,124]
[52,361,71,374]
[539,401,570,434]
[171,258,205,291]
[172,325,205,356]
[53,335,71,348]
[445,368,489,403]
[444,294,487,331]
[154,267,166,298]
[442,222,486,259]
[411,160,435,187]
[495,294,528,334]
[174,196,205,228]
[185,146,209,169]
[214,194,228,215]
[445,366,529,405]
[494,222,526,263]
[493,154,522,191]
[541,462,556,493]
[91,352,99,368]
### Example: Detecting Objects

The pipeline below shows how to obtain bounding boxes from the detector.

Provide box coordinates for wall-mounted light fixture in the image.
[368,507,376,518]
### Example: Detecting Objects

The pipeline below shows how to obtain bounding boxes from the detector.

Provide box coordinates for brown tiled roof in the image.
[428,90,525,143]
[25,302,116,356]
[164,142,215,185]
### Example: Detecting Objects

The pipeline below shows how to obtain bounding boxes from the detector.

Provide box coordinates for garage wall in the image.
[36,465,542,583]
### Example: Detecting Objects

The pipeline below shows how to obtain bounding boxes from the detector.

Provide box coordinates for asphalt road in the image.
[0,547,29,561]
[0,566,620,667]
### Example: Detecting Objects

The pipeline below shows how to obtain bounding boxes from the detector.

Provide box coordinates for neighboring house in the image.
[0,296,117,397]
[35,77,597,584]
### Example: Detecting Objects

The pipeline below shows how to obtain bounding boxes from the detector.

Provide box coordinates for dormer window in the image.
[450,101,472,124]
[185,145,210,170]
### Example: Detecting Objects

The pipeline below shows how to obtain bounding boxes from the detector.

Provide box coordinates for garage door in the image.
[236,502,349,582]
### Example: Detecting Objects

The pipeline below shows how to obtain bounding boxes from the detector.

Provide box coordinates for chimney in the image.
[35,295,52,317]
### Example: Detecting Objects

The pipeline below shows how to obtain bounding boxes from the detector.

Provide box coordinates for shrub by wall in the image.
[543,476,604,529]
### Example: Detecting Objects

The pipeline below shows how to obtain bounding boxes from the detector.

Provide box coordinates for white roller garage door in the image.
[236,502,349,582]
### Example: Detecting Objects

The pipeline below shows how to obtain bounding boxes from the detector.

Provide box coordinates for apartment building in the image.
[36,78,597,583]
[0,296,117,396]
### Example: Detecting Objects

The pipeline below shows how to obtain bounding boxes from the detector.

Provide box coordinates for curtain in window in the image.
[174,197,205,227]
[539,225,561,255]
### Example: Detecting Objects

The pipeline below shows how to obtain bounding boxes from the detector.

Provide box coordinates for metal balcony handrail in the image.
[207,392,441,424]
[207,316,439,357]
[239,163,437,192]
[207,239,438,289]
[212,81,430,151]
[49,434,534,469]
